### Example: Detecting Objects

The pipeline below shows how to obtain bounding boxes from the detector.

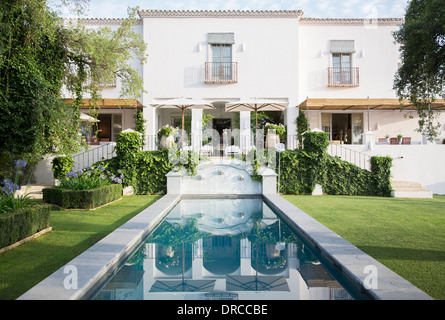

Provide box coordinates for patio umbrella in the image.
[151,97,215,144]
[80,112,100,122]
[225,98,288,132]
[226,275,289,292]
[150,279,216,293]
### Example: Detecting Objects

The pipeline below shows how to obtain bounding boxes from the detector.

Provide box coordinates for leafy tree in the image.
[393,0,445,142]
[0,0,146,175]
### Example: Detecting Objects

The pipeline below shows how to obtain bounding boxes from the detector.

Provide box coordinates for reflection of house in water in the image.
[299,263,352,300]
[93,199,353,300]
[95,239,352,300]
[97,264,145,300]
[203,236,240,275]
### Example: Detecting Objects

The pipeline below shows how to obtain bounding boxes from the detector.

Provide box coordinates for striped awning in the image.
[299,98,445,111]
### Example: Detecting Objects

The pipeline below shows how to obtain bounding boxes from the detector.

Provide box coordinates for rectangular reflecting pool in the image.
[89,197,359,300]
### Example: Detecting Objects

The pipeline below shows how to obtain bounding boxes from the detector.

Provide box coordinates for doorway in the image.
[94,114,122,142]
[213,118,231,143]
[322,113,363,144]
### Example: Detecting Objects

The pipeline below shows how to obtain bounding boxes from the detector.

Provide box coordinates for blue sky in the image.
[59,0,410,19]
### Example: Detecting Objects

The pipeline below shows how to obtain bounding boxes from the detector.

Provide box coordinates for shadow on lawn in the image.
[359,246,445,262]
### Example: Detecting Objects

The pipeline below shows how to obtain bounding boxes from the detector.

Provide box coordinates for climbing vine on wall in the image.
[278,131,393,197]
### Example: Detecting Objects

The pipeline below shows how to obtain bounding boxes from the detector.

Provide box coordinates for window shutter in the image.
[330,40,355,53]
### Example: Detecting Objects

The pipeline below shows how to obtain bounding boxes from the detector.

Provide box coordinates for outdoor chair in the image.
[402,137,411,145]
[181,145,193,151]
[224,145,241,157]
[199,145,213,156]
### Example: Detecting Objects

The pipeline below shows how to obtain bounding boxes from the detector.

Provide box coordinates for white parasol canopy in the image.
[151,98,215,140]
[80,112,99,122]
[225,98,288,131]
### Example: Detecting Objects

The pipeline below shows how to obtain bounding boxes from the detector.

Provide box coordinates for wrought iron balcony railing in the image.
[205,62,238,84]
[328,67,359,87]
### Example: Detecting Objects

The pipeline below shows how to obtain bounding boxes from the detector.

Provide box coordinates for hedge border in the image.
[0,204,51,249]
[43,184,123,209]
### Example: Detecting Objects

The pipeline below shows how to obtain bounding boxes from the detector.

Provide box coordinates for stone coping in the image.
[18,193,433,300]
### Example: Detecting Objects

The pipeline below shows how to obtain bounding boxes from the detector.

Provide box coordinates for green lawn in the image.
[1,194,444,300]
[282,194,445,300]
[0,194,162,300]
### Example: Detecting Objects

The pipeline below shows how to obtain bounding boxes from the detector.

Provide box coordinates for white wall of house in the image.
[297,19,401,100]
[342,144,445,195]
[140,10,301,136]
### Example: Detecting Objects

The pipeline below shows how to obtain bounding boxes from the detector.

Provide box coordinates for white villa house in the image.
[36,9,445,194]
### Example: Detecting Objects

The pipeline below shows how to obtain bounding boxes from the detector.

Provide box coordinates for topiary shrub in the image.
[302,130,329,154]
[370,156,393,197]
[51,156,74,180]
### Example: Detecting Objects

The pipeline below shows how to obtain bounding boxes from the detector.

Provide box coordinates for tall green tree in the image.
[0,0,146,172]
[393,0,445,142]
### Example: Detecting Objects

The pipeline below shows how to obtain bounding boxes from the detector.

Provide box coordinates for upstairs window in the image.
[205,33,237,83]
[328,40,359,87]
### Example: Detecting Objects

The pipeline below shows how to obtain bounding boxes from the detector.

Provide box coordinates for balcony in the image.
[205,62,238,84]
[328,67,359,87]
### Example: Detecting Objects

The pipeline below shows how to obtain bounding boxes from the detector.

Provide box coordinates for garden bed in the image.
[43,184,123,209]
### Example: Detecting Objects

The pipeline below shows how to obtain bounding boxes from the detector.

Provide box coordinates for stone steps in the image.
[391,180,433,199]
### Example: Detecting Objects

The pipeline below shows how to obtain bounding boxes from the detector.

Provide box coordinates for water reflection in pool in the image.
[93,198,354,300]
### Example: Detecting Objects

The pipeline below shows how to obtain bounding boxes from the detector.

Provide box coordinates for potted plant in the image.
[397,134,403,144]
[264,123,285,149]
[158,125,177,149]
[385,135,390,143]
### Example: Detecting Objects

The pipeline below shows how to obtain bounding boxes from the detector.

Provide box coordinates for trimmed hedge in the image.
[279,131,393,197]
[0,204,51,249]
[43,184,122,209]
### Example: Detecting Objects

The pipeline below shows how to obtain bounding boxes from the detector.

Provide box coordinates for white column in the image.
[191,109,203,151]
[240,238,252,275]
[240,111,251,152]
[286,103,298,150]
[192,239,203,279]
